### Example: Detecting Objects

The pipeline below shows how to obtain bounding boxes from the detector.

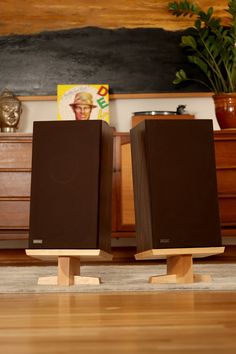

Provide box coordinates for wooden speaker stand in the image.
[135,247,225,284]
[26,249,113,286]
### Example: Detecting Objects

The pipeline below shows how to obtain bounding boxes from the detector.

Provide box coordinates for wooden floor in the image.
[0,291,235,353]
[0,248,236,353]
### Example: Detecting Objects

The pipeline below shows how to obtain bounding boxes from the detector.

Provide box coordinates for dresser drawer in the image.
[216,169,236,194]
[218,197,236,225]
[0,142,32,169]
[214,140,236,167]
[0,201,30,228]
[0,172,31,197]
[0,230,29,240]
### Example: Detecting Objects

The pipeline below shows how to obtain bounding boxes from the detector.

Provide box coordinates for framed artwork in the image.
[1,1,226,95]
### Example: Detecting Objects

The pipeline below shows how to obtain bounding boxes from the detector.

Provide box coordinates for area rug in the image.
[0,263,236,293]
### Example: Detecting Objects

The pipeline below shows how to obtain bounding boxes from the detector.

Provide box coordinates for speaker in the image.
[29,120,113,251]
[130,119,222,252]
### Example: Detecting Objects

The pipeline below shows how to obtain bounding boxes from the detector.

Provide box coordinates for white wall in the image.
[18,96,220,133]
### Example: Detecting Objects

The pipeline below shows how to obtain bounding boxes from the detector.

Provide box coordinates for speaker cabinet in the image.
[29,120,113,251]
[130,120,222,252]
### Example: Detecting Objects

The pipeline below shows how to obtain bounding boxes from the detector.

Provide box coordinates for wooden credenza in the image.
[0,130,236,244]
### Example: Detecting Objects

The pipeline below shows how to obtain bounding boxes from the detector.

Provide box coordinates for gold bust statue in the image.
[0,89,22,132]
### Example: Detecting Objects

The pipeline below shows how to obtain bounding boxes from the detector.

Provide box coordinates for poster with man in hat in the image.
[57,84,109,123]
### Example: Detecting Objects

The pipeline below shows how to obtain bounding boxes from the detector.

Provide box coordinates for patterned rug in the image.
[0,263,235,293]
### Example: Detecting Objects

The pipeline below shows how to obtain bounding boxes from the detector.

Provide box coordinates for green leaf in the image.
[195,19,201,29]
[173,69,188,84]
[181,35,197,49]
[207,7,213,18]
[187,55,210,77]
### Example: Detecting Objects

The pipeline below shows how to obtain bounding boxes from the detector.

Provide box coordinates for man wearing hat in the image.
[70,92,97,120]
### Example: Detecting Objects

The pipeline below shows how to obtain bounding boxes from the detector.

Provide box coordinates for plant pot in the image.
[213,93,236,129]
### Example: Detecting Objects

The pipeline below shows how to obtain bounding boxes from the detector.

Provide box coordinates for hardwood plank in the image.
[0,291,235,353]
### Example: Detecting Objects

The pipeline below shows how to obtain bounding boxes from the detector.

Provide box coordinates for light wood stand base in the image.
[135,247,225,284]
[26,249,113,286]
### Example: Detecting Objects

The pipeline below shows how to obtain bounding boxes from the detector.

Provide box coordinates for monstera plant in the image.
[168,0,236,128]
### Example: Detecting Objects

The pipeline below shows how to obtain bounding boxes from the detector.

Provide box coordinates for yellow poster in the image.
[57,84,109,123]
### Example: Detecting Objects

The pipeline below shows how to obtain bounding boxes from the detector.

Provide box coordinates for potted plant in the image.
[168,0,236,129]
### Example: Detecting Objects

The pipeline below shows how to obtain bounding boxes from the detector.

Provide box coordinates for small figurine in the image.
[176,105,187,115]
[0,89,22,132]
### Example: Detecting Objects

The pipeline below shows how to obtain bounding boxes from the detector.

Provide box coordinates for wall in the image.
[18,95,220,133]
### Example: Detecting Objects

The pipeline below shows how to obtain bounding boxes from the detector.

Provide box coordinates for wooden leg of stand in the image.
[37,277,58,285]
[149,254,194,284]
[193,274,212,283]
[167,255,212,283]
[57,256,101,285]
[167,255,194,283]
[149,254,212,284]
[37,256,80,286]
[32,249,112,286]
[58,256,80,286]
[38,256,101,286]
[149,274,177,284]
